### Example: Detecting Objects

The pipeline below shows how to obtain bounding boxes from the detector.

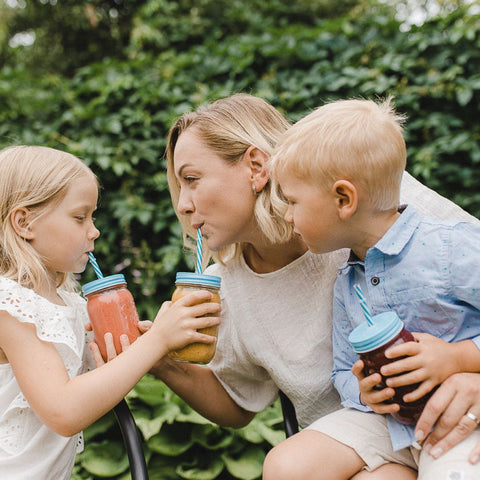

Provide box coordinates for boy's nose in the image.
[284,207,293,224]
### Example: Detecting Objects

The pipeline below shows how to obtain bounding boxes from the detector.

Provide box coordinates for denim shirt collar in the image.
[342,204,419,269]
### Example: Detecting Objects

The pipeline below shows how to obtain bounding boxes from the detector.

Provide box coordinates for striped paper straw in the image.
[88,252,104,279]
[353,283,373,326]
[195,229,203,274]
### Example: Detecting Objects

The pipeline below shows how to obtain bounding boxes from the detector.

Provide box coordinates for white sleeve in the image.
[401,171,479,223]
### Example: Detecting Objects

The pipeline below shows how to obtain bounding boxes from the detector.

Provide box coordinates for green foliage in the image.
[1,1,480,478]
[73,376,285,479]
[1,0,145,75]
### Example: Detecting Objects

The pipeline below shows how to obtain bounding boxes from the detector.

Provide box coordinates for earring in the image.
[252,184,258,196]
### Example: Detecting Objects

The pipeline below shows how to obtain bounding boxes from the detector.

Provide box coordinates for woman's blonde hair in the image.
[0,145,97,292]
[272,97,407,211]
[166,93,293,264]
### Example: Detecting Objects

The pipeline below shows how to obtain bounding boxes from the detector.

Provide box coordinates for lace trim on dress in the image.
[0,276,90,446]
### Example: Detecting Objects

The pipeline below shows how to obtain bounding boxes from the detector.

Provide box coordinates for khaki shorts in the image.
[306,408,480,480]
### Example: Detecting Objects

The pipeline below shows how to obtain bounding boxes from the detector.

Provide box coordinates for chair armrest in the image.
[278,391,299,438]
[113,399,149,480]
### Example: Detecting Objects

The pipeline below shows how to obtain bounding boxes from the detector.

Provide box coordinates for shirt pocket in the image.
[387,285,455,338]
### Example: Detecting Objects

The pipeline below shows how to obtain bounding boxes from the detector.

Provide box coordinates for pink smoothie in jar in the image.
[82,274,140,361]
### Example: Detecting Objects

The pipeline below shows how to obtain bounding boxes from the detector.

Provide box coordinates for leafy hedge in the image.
[72,375,284,480]
[1,1,480,478]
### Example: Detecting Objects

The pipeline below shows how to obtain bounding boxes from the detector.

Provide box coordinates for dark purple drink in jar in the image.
[349,311,433,424]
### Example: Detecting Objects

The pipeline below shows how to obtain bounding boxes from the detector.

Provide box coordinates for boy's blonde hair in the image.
[272,97,407,211]
[0,145,97,292]
[166,93,293,264]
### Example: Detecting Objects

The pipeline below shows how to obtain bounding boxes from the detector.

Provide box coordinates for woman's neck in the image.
[242,236,308,274]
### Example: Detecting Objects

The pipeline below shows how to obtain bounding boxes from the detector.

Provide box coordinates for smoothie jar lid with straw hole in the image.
[348,311,404,353]
[175,272,221,288]
[82,274,127,296]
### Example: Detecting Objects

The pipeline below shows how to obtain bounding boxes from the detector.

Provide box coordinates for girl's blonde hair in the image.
[272,97,407,211]
[0,145,97,292]
[166,93,293,264]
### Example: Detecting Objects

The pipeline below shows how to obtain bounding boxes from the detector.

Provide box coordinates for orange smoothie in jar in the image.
[168,272,221,364]
[82,274,140,361]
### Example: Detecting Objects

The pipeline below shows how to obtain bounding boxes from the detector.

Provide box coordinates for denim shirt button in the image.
[371,276,380,286]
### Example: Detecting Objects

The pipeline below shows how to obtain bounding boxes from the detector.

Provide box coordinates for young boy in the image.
[265,98,480,480]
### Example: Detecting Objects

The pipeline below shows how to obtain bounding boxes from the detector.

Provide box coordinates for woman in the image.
[151,93,478,478]
[415,372,480,464]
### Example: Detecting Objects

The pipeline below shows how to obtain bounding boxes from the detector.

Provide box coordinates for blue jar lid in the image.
[348,311,404,353]
[82,274,127,296]
[175,272,221,288]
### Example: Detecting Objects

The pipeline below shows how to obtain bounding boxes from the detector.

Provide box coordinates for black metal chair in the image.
[112,391,297,480]
[278,390,299,438]
[113,399,149,480]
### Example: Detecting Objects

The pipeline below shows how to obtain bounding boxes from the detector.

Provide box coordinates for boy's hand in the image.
[352,360,399,414]
[381,333,455,402]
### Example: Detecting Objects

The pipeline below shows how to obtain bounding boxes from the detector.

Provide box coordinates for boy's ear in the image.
[10,207,34,240]
[332,180,358,220]
[244,145,269,192]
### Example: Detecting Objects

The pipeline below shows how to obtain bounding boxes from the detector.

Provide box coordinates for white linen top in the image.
[0,276,94,480]
[208,171,479,428]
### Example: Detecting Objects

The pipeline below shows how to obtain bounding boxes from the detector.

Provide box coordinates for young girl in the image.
[0,145,220,479]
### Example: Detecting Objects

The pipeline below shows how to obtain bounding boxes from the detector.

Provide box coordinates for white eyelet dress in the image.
[0,276,94,480]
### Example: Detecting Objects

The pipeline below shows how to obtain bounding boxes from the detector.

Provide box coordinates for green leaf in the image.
[82,411,117,442]
[135,414,167,441]
[175,403,215,426]
[191,424,235,450]
[457,87,473,106]
[256,422,286,446]
[176,456,225,480]
[148,455,181,480]
[222,446,265,480]
[130,374,170,406]
[80,440,129,477]
[147,423,194,456]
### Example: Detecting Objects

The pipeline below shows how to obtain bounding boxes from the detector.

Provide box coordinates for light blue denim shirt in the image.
[332,205,480,451]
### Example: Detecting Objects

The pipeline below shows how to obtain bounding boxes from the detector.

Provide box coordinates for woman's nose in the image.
[177,189,194,215]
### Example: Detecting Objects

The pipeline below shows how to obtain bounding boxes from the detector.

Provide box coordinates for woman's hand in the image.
[89,332,131,367]
[351,360,398,414]
[414,372,480,464]
[381,333,456,402]
[88,313,155,367]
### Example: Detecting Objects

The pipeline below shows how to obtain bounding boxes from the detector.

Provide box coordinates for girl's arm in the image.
[0,290,220,437]
[94,320,255,428]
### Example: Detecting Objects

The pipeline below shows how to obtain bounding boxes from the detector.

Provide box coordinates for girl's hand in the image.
[415,372,480,463]
[150,291,221,353]
[381,332,455,402]
[352,360,398,414]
